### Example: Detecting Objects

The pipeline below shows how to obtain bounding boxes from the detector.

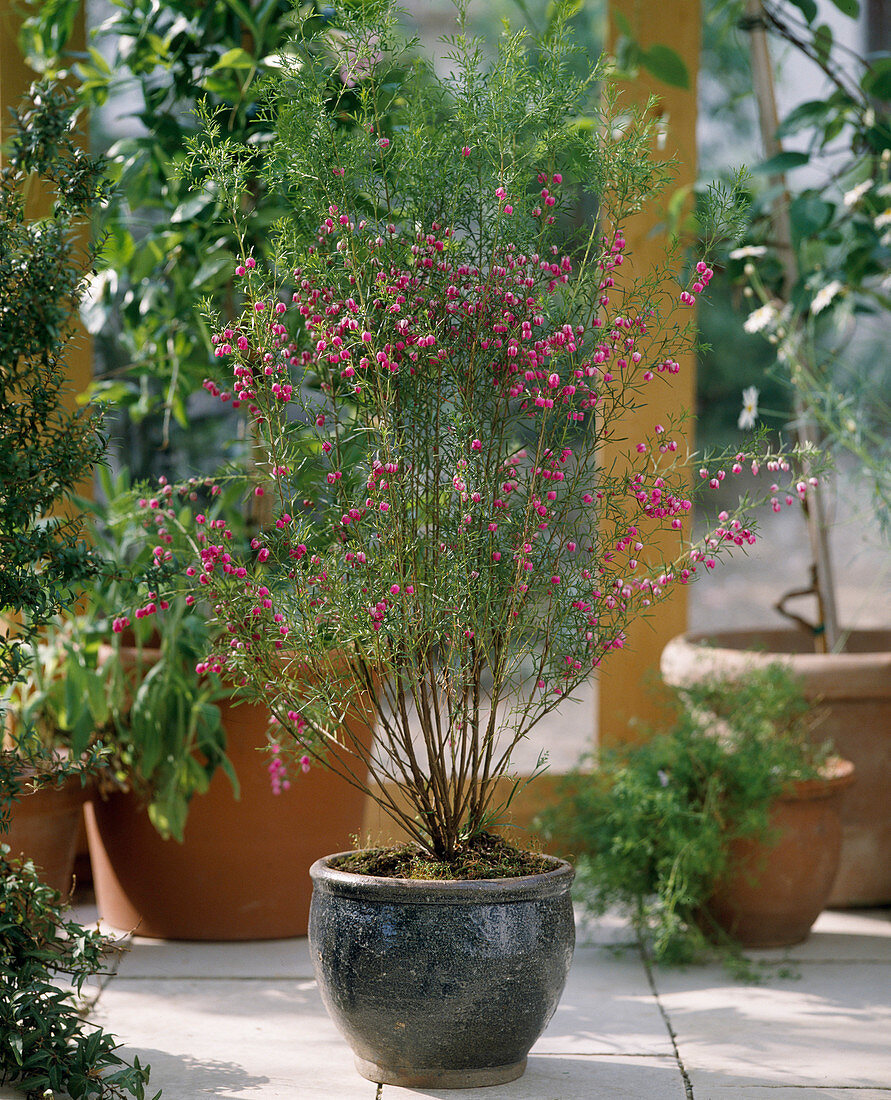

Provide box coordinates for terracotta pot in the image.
[662,629,891,906]
[706,759,855,948]
[4,774,87,895]
[309,852,575,1088]
[86,688,375,941]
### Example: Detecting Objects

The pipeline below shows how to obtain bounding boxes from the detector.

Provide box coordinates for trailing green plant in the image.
[0,88,157,1098]
[0,74,109,872]
[540,663,832,970]
[0,846,159,1099]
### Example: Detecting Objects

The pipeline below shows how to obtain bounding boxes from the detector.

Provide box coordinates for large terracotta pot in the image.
[86,689,374,941]
[4,774,87,895]
[309,852,575,1088]
[706,759,855,948]
[662,629,891,906]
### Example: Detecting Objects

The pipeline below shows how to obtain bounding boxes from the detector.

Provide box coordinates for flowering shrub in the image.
[117,2,817,860]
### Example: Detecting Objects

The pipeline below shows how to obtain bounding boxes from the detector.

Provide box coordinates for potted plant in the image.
[542,664,854,972]
[84,594,377,941]
[3,614,116,894]
[662,0,891,907]
[13,469,377,941]
[117,1,817,1085]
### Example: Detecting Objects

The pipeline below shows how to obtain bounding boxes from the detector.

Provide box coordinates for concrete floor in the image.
[3,903,888,1099]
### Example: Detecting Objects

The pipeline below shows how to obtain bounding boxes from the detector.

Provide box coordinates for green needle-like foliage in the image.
[542,663,832,972]
[0,83,109,684]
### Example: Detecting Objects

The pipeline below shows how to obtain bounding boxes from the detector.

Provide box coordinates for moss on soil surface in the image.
[330,833,554,879]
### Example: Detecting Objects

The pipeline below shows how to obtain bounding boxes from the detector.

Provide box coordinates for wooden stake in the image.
[745,0,839,652]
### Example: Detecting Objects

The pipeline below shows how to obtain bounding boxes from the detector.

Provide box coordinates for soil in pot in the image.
[706,758,856,948]
[309,844,575,1088]
[662,629,891,906]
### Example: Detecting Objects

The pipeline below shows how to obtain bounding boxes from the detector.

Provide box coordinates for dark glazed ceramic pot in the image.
[308,852,575,1089]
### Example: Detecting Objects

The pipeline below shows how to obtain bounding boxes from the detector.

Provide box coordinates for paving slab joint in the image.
[638,933,695,1100]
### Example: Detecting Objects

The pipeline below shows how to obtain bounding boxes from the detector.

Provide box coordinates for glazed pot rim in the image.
[310,850,575,904]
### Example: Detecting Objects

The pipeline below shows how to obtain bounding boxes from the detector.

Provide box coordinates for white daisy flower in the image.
[811,280,842,315]
[843,180,872,207]
[729,245,768,260]
[743,303,776,333]
[738,386,760,430]
[875,209,891,229]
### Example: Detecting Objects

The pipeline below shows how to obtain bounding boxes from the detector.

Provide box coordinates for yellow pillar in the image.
[598,0,700,747]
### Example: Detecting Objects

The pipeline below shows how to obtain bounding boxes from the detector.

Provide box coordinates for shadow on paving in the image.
[381,1053,688,1099]
[115,1049,271,1094]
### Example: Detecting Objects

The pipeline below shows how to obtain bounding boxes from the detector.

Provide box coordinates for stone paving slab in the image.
[690,1089,891,1099]
[382,1054,687,1099]
[747,908,891,964]
[110,932,315,980]
[92,978,376,1098]
[658,960,891,1091]
[575,910,641,949]
[5,907,889,1097]
[535,946,675,1058]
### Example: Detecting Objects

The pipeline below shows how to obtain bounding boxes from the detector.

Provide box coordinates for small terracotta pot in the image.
[662,629,891,906]
[706,758,855,949]
[4,774,87,895]
[87,685,375,941]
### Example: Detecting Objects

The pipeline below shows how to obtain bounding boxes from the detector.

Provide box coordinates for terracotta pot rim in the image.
[9,758,92,795]
[662,629,891,698]
[780,757,855,802]
[310,851,575,903]
[677,633,884,655]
